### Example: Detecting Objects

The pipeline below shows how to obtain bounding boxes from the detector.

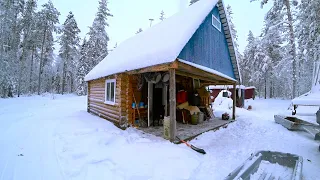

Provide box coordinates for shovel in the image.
[176,136,206,154]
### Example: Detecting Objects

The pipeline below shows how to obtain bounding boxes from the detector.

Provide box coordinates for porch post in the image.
[232,83,236,120]
[169,69,176,142]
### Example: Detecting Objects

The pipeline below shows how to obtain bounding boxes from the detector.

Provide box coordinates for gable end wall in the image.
[178,5,236,79]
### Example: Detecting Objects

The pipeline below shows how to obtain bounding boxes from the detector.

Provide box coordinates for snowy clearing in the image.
[0,95,319,180]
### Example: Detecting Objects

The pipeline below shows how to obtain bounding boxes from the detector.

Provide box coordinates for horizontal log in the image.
[88,98,120,107]
[88,94,104,99]
[90,87,105,91]
[89,109,119,123]
[89,104,120,115]
[88,97,104,102]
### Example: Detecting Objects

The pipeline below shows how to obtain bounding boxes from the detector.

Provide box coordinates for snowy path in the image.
[0,95,319,180]
[0,95,81,180]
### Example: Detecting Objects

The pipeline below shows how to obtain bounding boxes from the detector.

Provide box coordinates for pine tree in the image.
[253,0,298,98]
[76,39,90,96]
[0,0,25,97]
[241,31,258,86]
[36,0,60,95]
[159,10,165,21]
[17,0,37,97]
[86,0,113,71]
[59,12,80,94]
[190,0,200,5]
[296,0,320,95]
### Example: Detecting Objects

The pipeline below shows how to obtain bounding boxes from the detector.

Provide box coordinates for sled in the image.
[274,115,320,141]
[224,151,303,180]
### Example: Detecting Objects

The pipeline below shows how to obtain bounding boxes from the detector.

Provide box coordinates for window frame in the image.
[105,79,116,105]
[212,14,221,32]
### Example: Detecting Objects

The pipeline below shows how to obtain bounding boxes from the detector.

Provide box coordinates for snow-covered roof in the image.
[85,0,239,82]
[292,92,320,106]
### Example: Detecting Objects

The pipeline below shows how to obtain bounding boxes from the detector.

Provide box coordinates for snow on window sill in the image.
[104,101,116,106]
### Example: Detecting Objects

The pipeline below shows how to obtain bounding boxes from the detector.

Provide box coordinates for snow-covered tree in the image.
[35,1,60,95]
[159,10,165,21]
[241,31,258,86]
[0,0,25,97]
[17,0,37,97]
[252,0,298,98]
[86,0,113,71]
[189,0,200,5]
[296,0,320,95]
[76,39,89,96]
[226,5,238,49]
[59,11,80,94]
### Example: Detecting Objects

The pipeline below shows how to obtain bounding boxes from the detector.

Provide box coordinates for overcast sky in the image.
[39,0,272,54]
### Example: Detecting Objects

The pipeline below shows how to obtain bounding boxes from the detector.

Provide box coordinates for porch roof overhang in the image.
[126,59,237,85]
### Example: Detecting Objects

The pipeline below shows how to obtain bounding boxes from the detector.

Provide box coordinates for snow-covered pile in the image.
[212,90,233,118]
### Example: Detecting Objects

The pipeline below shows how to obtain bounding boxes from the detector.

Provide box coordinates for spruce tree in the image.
[252,0,298,98]
[159,10,165,21]
[76,39,89,96]
[86,0,113,71]
[36,0,60,95]
[59,12,80,94]
[190,0,200,6]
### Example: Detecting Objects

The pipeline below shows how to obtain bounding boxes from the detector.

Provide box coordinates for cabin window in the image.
[105,79,116,105]
[212,14,221,32]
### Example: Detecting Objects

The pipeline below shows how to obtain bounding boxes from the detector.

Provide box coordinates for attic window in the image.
[212,14,221,32]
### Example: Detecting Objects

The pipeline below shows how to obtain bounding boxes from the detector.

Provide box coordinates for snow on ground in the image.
[0,95,319,180]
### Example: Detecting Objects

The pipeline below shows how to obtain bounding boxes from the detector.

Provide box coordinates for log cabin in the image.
[84,0,242,142]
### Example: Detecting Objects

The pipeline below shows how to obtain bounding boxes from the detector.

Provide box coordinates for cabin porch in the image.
[126,59,237,142]
[138,118,233,142]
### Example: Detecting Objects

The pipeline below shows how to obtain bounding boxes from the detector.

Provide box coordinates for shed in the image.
[84,0,241,142]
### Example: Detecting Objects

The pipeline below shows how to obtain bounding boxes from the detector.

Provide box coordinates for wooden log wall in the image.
[87,75,122,126]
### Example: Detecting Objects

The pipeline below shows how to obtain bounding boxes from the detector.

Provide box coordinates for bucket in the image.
[191,113,198,125]
[163,116,170,140]
[198,112,204,124]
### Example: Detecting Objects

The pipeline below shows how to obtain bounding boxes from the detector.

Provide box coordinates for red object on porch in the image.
[177,90,188,104]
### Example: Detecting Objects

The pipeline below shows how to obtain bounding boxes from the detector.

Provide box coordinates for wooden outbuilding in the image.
[85,0,241,142]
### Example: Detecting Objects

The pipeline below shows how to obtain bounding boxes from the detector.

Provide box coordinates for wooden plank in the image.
[148,82,153,127]
[169,69,176,142]
[233,83,236,120]
[221,19,227,24]
[175,71,231,85]
[176,61,236,84]
[126,62,177,74]
[225,34,231,39]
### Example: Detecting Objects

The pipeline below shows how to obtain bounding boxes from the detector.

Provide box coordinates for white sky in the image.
[39,0,272,54]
